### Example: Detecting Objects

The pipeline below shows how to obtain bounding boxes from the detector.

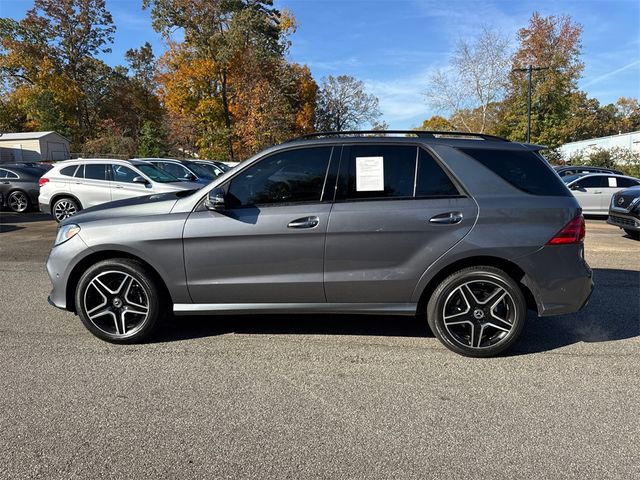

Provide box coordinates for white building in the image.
[0,131,70,163]
[558,130,640,160]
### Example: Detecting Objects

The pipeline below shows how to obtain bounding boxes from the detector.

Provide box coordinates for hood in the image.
[62,191,194,225]
[156,181,204,191]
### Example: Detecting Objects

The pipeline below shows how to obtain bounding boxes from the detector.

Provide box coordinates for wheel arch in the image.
[415,255,538,317]
[66,250,173,313]
[51,193,84,211]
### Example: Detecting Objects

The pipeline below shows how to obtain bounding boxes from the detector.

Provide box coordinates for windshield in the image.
[194,162,225,177]
[136,164,181,183]
[562,173,588,184]
[184,161,215,179]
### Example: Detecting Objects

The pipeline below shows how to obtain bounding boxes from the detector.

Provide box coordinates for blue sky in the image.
[2,0,639,129]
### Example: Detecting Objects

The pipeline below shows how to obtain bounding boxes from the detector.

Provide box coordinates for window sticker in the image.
[608,177,617,187]
[355,156,384,191]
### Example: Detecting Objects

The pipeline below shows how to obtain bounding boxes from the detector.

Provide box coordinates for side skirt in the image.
[173,303,418,316]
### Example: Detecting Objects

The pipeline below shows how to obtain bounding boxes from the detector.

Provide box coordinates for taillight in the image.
[547,215,585,245]
[39,177,50,187]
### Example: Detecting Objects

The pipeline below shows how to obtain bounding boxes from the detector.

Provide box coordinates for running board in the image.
[173,303,417,316]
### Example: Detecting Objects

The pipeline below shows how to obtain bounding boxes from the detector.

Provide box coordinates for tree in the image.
[417,116,454,131]
[145,0,288,160]
[425,27,510,133]
[137,120,167,157]
[497,13,584,147]
[0,0,116,145]
[82,119,136,157]
[315,75,381,131]
[125,42,157,92]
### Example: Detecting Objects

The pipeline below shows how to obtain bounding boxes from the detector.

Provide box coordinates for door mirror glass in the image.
[132,176,149,185]
[205,187,226,211]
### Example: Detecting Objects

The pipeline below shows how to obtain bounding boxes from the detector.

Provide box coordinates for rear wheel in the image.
[7,190,30,213]
[427,266,526,357]
[623,228,640,240]
[75,259,164,343]
[52,197,79,222]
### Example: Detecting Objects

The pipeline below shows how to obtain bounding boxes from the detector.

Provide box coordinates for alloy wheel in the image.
[442,280,517,350]
[8,191,28,213]
[83,270,150,338]
[53,199,77,221]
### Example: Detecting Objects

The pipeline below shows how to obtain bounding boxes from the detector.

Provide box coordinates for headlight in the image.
[55,224,81,246]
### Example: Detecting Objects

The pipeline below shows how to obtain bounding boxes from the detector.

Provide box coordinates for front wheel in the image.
[75,258,164,343]
[427,266,526,357]
[623,228,640,240]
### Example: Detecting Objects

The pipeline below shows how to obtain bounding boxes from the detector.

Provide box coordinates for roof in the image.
[0,131,70,141]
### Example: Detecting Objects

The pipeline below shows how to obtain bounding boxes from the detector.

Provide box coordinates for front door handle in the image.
[288,216,319,229]
[429,212,463,225]
[114,184,124,189]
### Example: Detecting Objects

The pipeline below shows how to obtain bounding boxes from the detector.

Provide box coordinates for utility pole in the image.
[512,65,549,143]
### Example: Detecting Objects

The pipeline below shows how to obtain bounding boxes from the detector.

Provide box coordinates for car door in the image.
[324,144,478,303]
[183,146,336,304]
[109,164,154,201]
[70,164,111,208]
[569,175,606,214]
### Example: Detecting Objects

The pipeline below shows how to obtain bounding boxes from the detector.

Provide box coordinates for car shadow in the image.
[153,268,639,355]
[0,224,25,234]
[0,212,52,224]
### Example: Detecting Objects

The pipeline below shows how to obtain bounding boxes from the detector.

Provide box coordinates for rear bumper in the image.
[607,213,640,231]
[39,201,51,215]
[517,244,593,317]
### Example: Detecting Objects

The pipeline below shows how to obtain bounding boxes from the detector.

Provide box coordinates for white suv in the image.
[39,159,202,222]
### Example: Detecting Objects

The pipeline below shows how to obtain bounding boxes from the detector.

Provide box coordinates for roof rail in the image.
[286,130,510,143]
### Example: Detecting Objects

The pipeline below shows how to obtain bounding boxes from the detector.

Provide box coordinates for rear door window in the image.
[84,164,107,181]
[617,177,640,188]
[458,148,570,196]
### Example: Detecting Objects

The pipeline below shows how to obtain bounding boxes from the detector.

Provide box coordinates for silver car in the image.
[563,173,640,215]
[46,131,593,357]
[39,159,202,222]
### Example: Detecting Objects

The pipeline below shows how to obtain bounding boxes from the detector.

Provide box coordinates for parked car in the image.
[0,164,43,213]
[39,159,202,222]
[138,158,219,185]
[562,173,640,215]
[554,165,624,177]
[46,130,593,357]
[607,186,640,239]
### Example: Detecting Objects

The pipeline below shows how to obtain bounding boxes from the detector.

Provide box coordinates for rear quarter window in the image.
[458,148,570,196]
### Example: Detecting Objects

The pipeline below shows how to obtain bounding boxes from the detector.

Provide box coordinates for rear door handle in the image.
[288,216,319,229]
[429,212,463,225]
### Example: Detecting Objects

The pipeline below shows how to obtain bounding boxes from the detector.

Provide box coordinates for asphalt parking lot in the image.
[1,212,638,479]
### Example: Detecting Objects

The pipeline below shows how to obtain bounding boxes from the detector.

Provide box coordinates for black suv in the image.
[608,186,640,239]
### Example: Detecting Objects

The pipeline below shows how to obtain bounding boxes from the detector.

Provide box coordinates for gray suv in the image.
[46,131,593,357]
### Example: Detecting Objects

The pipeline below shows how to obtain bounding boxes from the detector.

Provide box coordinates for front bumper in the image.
[46,234,91,311]
[607,213,640,232]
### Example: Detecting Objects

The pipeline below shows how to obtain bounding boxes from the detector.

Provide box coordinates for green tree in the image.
[137,121,167,157]
[497,13,584,147]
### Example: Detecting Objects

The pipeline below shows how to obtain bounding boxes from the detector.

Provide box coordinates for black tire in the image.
[427,266,526,357]
[52,197,80,222]
[623,228,640,240]
[7,190,30,213]
[75,258,164,343]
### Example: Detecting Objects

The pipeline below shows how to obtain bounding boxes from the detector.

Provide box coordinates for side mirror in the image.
[133,176,149,185]
[570,184,580,191]
[204,187,226,211]
[185,173,197,181]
